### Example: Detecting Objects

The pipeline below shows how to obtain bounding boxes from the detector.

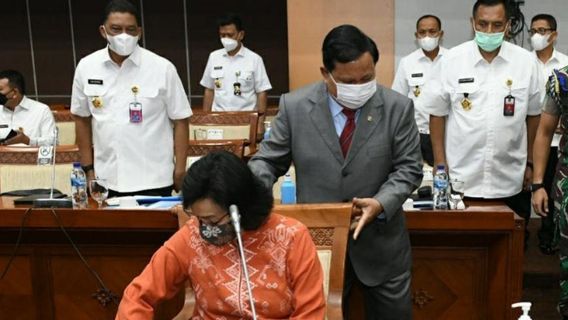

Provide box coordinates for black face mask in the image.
[0,94,7,106]
[199,220,236,246]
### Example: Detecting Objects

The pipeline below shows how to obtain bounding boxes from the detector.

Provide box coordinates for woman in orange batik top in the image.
[116,151,325,319]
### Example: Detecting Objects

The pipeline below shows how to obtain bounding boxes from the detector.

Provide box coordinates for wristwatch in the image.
[529,183,545,192]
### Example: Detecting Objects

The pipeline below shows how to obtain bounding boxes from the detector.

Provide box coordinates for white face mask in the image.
[329,73,377,110]
[531,33,551,51]
[221,37,239,52]
[417,36,440,52]
[104,27,139,56]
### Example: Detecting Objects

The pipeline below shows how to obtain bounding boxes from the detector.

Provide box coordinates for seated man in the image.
[200,13,272,112]
[0,70,55,146]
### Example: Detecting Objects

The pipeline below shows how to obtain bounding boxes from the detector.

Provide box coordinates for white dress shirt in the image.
[71,45,192,192]
[0,96,55,146]
[425,40,542,198]
[392,47,447,134]
[200,46,272,111]
[532,48,568,147]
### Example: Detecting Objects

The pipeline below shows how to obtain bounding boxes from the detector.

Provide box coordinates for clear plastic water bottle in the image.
[281,172,296,204]
[433,164,448,209]
[70,162,88,209]
[263,121,272,140]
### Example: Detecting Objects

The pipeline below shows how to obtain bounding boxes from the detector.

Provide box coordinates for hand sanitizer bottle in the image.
[280,172,296,204]
[511,302,532,320]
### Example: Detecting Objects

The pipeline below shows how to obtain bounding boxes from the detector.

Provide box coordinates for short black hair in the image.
[473,0,510,19]
[104,0,141,25]
[182,151,273,231]
[322,25,379,72]
[217,13,243,31]
[0,70,26,95]
[531,14,557,31]
[416,14,442,30]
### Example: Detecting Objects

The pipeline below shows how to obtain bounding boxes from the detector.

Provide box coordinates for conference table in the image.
[0,198,523,319]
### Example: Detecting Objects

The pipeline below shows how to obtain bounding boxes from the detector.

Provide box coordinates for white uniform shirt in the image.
[425,40,542,198]
[0,96,55,146]
[392,47,447,134]
[200,46,272,111]
[532,48,568,147]
[71,46,192,192]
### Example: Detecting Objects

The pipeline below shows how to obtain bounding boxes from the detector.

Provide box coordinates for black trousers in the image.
[420,133,434,167]
[539,146,558,247]
[108,185,173,198]
[342,255,412,320]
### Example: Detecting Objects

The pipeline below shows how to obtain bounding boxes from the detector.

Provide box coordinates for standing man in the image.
[71,0,191,197]
[0,70,55,146]
[392,14,446,166]
[200,13,272,113]
[532,66,568,319]
[530,13,568,255]
[249,25,422,319]
[427,0,541,230]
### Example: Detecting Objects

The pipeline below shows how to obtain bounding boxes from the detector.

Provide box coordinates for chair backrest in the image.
[52,110,76,145]
[186,140,245,169]
[189,112,259,154]
[272,203,351,320]
[173,203,351,320]
[0,145,80,195]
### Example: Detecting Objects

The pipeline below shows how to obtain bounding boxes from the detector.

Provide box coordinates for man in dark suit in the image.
[248,25,423,319]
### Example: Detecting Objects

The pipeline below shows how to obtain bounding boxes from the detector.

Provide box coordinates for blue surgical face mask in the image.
[473,25,507,52]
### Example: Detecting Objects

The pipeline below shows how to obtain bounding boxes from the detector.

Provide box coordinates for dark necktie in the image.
[339,108,356,158]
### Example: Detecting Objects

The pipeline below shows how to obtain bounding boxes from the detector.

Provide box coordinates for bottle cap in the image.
[436,164,445,170]
[73,162,81,168]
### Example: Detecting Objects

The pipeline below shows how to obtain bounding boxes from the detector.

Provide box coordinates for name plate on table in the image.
[206,128,224,139]
[37,145,54,166]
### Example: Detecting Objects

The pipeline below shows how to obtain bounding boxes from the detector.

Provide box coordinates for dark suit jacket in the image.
[249,81,423,286]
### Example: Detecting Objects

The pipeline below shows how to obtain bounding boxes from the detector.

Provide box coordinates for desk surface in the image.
[0,196,518,231]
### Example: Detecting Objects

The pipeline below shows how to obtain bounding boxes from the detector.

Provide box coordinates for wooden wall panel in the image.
[0,1,288,106]
[71,1,108,62]
[287,0,395,89]
[0,1,35,97]
[29,0,75,103]
[143,0,189,92]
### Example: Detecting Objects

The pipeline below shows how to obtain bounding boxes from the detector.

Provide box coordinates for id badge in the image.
[503,95,515,116]
[129,102,143,123]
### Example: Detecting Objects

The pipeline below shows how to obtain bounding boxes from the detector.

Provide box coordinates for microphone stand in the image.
[33,127,72,208]
[229,204,257,320]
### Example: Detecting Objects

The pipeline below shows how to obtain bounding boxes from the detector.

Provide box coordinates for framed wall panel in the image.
[0,1,35,97]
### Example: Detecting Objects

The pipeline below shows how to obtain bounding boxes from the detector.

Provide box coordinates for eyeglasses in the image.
[529,28,555,36]
[183,208,228,226]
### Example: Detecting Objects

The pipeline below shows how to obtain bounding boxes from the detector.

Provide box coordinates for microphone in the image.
[34,126,72,208]
[229,204,257,320]
[229,204,241,234]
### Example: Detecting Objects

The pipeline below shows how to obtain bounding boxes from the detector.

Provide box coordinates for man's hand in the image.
[3,129,30,145]
[531,188,549,217]
[173,168,185,192]
[523,166,532,191]
[351,197,383,240]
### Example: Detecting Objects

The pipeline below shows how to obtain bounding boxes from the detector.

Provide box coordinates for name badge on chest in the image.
[129,85,143,123]
[503,79,515,117]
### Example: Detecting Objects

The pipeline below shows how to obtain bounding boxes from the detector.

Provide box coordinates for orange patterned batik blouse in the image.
[116,213,326,319]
